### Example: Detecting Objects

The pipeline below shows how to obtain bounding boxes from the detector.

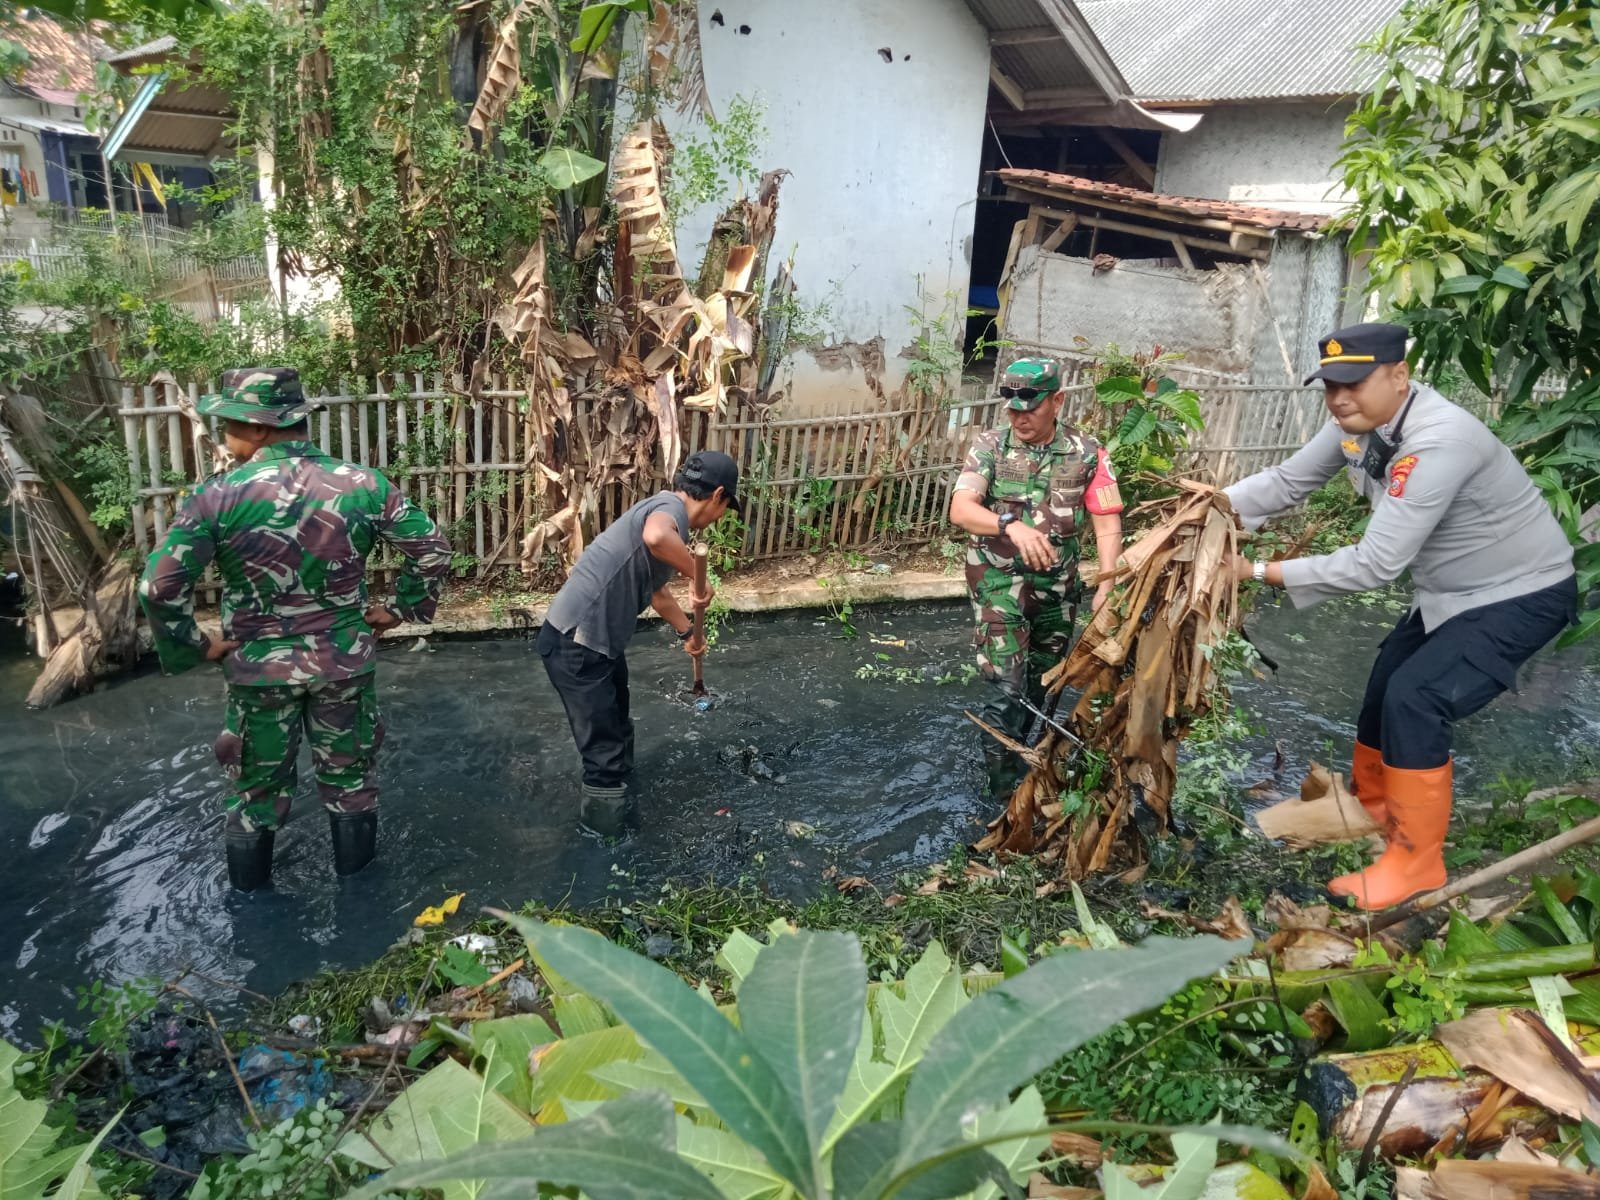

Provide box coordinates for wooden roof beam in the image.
[1094,126,1155,188]
[1012,200,1271,261]
[1005,184,1280,240]
[989,63,1027,110]
[990,26,1061,46]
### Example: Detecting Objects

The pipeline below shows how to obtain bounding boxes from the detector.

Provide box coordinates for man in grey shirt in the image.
[538,451,740,830]
[1225,322,1576,911]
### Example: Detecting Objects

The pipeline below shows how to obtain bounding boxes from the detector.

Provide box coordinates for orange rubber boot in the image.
[1328,761,1451,910]
[1350,741,1389,829]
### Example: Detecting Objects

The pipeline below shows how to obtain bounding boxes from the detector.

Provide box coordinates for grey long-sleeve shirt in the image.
[1223,383,1573,631]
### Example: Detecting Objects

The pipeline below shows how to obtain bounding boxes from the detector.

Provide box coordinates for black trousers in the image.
[537,623,634,788]
[1356,576,1577,770]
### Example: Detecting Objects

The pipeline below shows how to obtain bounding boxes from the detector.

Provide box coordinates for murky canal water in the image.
[2,594,1597,1037]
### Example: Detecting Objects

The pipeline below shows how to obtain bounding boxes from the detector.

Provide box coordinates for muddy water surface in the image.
[2,595,1597,1036]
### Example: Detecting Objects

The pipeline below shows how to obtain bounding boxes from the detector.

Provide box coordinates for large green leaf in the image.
[965,1087,1049,1200]
[897,937,1242,1166]
[590,1047,711,1112]
[832,1121,1018,1200]
[527,1025,643,1119]
[351,1092,723,1200]
[821,941,967,1154]
[821,1008,899,1154]
[740,930,866,1166]
[569,0,649,53]
[879,942,967,1073]
[471,1013,557,1110]
[539,147,608,191]
[339,1057,535,1199]
[674,1117,789,1200]
[0,1040,102,1200]
[45,1105,123,1200]
[501,915,817,1197]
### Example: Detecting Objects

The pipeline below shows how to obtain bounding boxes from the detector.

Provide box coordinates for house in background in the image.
[0,13,110,235]
[981,0,1401,384]
[1080,0,1400,216]
[652,0,1199,412]
[994,169,1345,385]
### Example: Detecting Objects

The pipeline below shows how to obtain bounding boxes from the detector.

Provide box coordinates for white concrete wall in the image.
[643,0,991,412]
[0,96,59,234]
[1003,246,1263,378]
[1154,103,1354,216]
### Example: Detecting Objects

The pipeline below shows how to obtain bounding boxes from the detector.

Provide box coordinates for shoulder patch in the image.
[1387,454,1419,497]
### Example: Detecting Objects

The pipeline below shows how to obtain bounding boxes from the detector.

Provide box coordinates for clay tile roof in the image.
[4,14,107,106]
[997,168,1333,233]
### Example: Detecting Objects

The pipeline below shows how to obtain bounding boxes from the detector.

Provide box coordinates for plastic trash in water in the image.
[286,1014,322,1039]
[238,1045,332,1124]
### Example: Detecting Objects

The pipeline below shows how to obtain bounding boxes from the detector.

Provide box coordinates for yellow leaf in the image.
[414,892,466,927]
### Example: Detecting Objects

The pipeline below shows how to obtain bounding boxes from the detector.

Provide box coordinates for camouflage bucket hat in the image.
[998,358,1063,411]
[196,367,311,428]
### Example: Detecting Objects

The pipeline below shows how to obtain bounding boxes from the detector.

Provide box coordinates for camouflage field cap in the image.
[197,367,310,428]
[997,358,1063,411]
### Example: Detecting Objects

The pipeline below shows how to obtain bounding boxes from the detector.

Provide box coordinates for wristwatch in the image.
[1252,561,1268,584]
[676,624,693,641]
[996,512,1018,535]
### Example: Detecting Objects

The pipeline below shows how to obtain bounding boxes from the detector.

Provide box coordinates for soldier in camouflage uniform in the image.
[138,368,452,892]
[949,359,1125,798]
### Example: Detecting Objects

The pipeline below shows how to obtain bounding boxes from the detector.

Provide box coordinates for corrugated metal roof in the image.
[999,168,1332,231]
[1078,0,1401,103]
[0,113,90,137]
[103,72,234,161]
[963,0,1131,98]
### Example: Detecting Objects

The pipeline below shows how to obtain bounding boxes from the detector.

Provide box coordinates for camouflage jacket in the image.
[138,441,452,686]
[954,425,1122,575]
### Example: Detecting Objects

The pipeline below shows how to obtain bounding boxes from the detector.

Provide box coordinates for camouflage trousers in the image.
[967,562,1078,741]
[215,673,385,833]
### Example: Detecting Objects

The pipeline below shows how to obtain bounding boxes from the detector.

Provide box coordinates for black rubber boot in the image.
[225,828,275,892]
[329,810,378,876]
[983,746,1023,801]
[579,782,634,837]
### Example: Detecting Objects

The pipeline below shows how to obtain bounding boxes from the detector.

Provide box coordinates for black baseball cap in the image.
[678,450,742,513]
[1303,322,1409,385]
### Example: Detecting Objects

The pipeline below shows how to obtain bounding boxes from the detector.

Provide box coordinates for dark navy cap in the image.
[1303,323,1409,386]
[678,450,742,513]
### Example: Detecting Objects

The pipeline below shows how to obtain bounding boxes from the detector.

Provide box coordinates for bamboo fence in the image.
[120,370,1465,589]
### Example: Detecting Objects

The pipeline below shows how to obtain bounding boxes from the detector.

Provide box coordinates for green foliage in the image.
[184,0,615,372]
[75,977,163,1056]
[903,287,1008,407]
[700,510,746,575]
[0,36,30,82]
[1090,375,1203,508]
[192,1099,383,1200]
[664,94,768,227]
[1339,0,1600,637]
[354,919,1245,1200]
[1039,978,1296,1158]
[0,1039,122,1200]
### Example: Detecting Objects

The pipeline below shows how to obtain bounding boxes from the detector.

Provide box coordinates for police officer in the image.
[139,368,453,891]
[949,358,1124,798]
[1225,323,1577,910]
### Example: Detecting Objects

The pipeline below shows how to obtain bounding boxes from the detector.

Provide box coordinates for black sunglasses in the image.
[998,386,1049,400]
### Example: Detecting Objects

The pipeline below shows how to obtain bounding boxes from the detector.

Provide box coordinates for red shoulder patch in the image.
[1387,454,1419,497]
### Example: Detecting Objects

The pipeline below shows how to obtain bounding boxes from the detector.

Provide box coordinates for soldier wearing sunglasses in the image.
[949,358,1124,799]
